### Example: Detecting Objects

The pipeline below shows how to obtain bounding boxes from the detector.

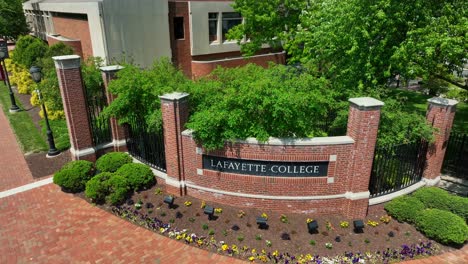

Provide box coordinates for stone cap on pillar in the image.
[349,97,384,110]
[159,92,189,102]
[52,55,81,70]
[100,65,124,73]
[428,97,458,107]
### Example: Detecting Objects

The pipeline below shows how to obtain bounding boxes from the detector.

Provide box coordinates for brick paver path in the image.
[0,102,467,263]
[0,109,35,191]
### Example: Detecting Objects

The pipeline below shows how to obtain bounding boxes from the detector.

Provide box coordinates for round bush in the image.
[415,209,468,245]
[106,175,130,205]
[384,195,425,223]
[116,163,155,191]
[413,187,468,222]
[448,196,468,222]
[85,172,113,203]
[412,187,451,210]
[53,160,94,192]
[95,152,132,173]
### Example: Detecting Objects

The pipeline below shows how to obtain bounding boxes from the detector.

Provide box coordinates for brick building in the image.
[23,0,285,78]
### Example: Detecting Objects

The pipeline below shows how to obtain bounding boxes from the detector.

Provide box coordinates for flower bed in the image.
[91,185,450,263]
[110,202,439,263]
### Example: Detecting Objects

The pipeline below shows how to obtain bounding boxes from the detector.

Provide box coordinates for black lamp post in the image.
[29,66,60,157]
[0,40,20,112]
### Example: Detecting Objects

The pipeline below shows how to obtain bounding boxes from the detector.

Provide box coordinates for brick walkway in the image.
[0,109,35,191]
[0,103,467,263]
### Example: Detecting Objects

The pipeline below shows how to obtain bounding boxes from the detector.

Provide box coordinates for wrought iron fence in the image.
[442,132,468,180]
[126,116,166,172]
[369,141,427,198]
[315,111,346,136]
[85,85,112,145]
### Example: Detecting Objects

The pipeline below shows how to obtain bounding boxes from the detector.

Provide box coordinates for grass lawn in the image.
[0,83,48,153]
[0,83,70,152]
[389,88,468,133]
[40,119,71,151]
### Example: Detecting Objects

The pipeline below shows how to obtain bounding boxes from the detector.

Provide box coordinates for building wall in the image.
[191,51,286,79]
[169,1,193,76]
[102,0,172,68]
[23,1,107,62]
[51,15,92,59]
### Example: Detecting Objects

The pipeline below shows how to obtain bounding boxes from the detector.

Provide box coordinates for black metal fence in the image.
[369,141,427,198]
[85,85,112,145]
[126,116,166,172]
[442,132,468,180]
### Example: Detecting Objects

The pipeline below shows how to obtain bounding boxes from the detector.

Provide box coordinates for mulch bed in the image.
[83,183,456,262]
[14,88,71,178]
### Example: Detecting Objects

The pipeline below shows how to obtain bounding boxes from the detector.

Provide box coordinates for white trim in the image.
[197,169,203,176]
[327,177,334,184]
[185,182,369,201]
[428,97,458,107]
[0,177,53,199]
[344,191,370,200]
[159,92,190,101]
[349,97,384,108]
[70,147,95,158]
[237,136,354,146]
[100,65,124,72]
[329,155,337,162]
[182,130,353,146]
[113,139,126,148]
[53,55,81,69]
[166,177,183,188]
[369,181,426,205]
[196,147,203,155]
[422,176,441,186]
[192,52,285,64]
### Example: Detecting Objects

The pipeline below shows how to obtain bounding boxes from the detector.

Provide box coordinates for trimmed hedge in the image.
[415,209,468,245]
[95,152,133,173]
[413,187,468,222]
[384,196,425,223]
[106,175,130,205]
[53,160,94,192]
[85,172,113,203]
[116,163,155,191]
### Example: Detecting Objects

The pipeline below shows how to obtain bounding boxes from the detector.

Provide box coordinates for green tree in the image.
[0,0,29,40]
[11,35,47,68]
[101,58,188,131]
[229,0,468,91]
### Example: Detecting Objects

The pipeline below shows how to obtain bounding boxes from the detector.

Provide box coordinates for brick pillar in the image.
[53,55,96,161]
[160,92,190,196]
[423,97,458,184]
[100,65,127,152]
[345,97,384,218]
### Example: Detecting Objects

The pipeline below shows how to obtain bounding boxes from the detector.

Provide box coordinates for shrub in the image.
[115,163,155,191]
[85,172,113,203]
[384,196,425,223]
[53,160,94,192]
[414,209,468,245]
[11,35,48,68]
[96,152,132,173]
[412,187,451,210]
[413,187,468,222]
[106,175,130,205]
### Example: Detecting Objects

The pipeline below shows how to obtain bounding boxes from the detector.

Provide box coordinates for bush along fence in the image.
[53,55,459,218]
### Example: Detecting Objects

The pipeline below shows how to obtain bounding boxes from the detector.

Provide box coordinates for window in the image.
[222,12,242,42]
[174,17,184,39]
[208,13,218,42]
